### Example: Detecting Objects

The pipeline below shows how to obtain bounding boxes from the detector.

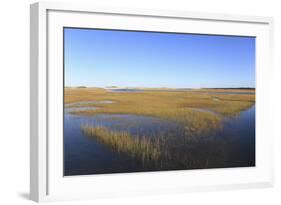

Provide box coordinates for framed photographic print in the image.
[30,2,274,202]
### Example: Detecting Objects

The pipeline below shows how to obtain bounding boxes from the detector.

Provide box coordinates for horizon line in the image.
[64,85,256,89]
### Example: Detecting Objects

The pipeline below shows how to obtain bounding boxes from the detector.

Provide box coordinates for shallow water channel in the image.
[64,101,255,176]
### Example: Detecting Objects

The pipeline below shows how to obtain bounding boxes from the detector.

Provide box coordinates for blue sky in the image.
[64,28,255,88]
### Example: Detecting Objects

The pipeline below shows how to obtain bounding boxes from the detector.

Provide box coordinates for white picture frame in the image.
[30,1,274,202]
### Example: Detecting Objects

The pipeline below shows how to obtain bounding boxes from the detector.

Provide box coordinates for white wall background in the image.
[0,0,280,204]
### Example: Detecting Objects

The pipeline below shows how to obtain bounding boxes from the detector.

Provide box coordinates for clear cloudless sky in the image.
[64,28,255,88]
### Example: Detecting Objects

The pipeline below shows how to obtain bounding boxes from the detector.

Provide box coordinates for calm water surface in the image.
[64,103,255,176]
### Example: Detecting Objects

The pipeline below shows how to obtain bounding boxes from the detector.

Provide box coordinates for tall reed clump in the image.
[81,125,229,169]
[81,125,162,164]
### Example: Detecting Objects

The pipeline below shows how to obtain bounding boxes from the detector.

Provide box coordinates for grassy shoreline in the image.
[65,87,254,135]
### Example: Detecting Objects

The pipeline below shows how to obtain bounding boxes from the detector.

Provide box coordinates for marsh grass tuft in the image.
[81,125,229,169]
[81,125,162,165]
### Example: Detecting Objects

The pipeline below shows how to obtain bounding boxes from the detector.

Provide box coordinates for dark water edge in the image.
[64,105,255,176]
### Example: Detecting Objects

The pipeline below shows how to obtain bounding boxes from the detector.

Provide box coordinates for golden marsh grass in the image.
[65,87,255,135]
[81,125,229,169]
[81,126,162,165]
